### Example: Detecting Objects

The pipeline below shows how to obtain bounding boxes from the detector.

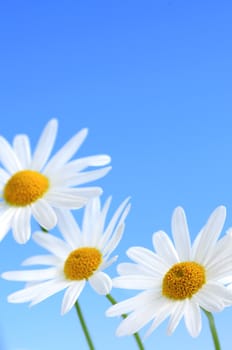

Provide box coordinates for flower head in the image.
[2,196,130,315]
[0,119,111,243]
[106,206,232,338]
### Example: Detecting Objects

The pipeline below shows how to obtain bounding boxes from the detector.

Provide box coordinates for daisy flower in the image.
[106,206,232,338]
[0,119,111,243]
[2,196,131,315]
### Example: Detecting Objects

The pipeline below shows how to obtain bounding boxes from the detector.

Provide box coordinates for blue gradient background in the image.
[1,1,232,349]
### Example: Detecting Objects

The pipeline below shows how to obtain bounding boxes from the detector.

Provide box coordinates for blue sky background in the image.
[1,0,232,349]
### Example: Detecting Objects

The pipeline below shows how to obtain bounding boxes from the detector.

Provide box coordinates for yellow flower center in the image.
[162,261,206,300]
[64,247,102,280]
[3,170,50,206]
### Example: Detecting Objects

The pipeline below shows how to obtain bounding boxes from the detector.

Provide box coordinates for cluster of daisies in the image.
[1,119,232,341]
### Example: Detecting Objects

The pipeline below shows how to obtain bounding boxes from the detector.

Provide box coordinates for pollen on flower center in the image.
[162,261,206,300]
[64,247,102,280]
[3,170,50,206]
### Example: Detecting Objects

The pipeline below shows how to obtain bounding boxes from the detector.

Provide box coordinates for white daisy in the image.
[2,196,131,315]
[106,206,232,338]
[0,119,111,243]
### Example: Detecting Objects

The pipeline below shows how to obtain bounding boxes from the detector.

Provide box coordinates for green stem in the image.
[74,300,95,350]
[202,309,221,350]
[106,294,145,350]
[40,225,48,233]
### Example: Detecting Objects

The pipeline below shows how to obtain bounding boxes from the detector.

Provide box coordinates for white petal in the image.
[46,188,102,209]
[103,223,125,257]
[30,279,71,306]
[70,187,103,198]
[99,198,130,248]
[113,275,155,290]
[193,282,230,312]
[167,301,185,335]
[2,267,58,281]
[7,282,49,303]
[12,206,31,244]
[0,207,15,241]
[145,299,175,338]
[171,207,191,261]
[62,155,111,173]
[193,206,226,264]
[184,300,202,337]
[206,233,232,270]
[56,208,82,248]
[106,290,156,317]
[61,167,112,187]
[46,191,89,209]
[82,197,101,243]
[82,197,114,248]
[0,136,22,173]
[106,296,137,317]
[207,255,232,280]
[98,196,112,233]
[117,262,154,276]
[191,230,202,260]
[126,246,168,276]
[116,304,156,336]
[30,119,58,171]
[101,255,118,270]
[22,254,61,266]
[33,232,71,258]
[13,134,31,169]
[31,199,57,230]
[152,231,179,265]
[89,271,112,295]
[44,128,88,173]
[0,168,10,186]
[220,276,232,284]
[61,281,85,314]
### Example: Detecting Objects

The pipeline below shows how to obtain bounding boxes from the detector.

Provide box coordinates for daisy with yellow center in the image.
[2,196,130,315]
[106,206,232,338]
[0,119,111,243]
